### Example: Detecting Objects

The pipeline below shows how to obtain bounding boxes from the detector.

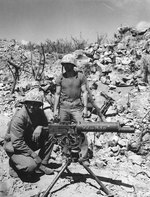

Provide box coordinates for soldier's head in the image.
[24,89,44,114]
[61,54,77,72]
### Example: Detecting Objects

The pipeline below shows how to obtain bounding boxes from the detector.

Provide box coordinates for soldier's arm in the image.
[10,115,35,156]
[81,84,88,116]
[53,85,61,117]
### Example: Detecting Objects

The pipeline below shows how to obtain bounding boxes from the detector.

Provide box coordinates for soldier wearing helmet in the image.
[61,53,77,66]
[53,54,89,165]
[4,87,55,180]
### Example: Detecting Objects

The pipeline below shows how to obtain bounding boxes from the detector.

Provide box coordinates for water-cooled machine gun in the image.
[41,121,134,197]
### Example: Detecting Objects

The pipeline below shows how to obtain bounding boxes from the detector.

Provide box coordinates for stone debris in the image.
[1,26,150,196]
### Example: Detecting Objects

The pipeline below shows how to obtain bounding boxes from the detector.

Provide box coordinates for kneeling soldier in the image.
[4,88,54,179]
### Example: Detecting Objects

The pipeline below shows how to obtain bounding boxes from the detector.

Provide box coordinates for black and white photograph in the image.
[0,0,150,197]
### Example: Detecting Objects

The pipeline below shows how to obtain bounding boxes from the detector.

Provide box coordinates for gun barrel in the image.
[77,122,134,133]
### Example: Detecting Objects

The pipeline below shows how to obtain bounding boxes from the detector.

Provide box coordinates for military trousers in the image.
[59,106,89,160]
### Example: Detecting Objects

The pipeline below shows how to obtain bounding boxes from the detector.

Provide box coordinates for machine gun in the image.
[41,121,134,197]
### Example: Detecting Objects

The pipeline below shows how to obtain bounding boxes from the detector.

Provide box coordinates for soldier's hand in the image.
[31,152,42,165]
[32,126,43,143]
[34,156,42,165]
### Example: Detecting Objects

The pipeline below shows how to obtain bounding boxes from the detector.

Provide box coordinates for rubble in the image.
[1,26,150,196]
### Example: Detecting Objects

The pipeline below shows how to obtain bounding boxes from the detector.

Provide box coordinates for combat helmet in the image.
[24,88,44,106]
[61,54,77,67]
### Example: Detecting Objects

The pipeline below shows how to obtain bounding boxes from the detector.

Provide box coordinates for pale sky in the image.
[0,0,150,44]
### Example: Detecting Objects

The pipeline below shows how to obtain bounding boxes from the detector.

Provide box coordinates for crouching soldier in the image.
[4,88,54,179]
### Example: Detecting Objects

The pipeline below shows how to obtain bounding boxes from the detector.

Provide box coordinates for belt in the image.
[61,99,82,107]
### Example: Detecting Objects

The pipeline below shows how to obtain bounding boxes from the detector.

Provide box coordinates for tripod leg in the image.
[80,161,114,197]
[41,159,71,197]
[66,167,72,174]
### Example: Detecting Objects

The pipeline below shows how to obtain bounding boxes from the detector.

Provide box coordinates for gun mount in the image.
[41,121,134,197]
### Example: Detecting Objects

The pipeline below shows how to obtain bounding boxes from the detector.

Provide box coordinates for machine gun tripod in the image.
[41,121,134,197]
[41,146,114,197]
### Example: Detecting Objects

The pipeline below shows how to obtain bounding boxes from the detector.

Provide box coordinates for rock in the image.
[90,72,100,82]
[121,57,131,65]
[101,76,107,84]
[108,84,117,90]
[0,137,4,144]
[93,53,100,60]
[108,136,119,148]
[85,47,94,57]
[138,85,148,91]
[128,154,143,165]
[111,145,120,153]
[97,47,103,53]
[0,114,10,139]
[93,43,99,51]
[142,133,150,142]
[118,139,128,147]
[117,104,125,113]
[105,106,117,116]
[143,191,150,197]
[94,158,107,168]
[104,56,112,63]
[0,179,14,196]
[94,138,103,148]
[20,188,41,197]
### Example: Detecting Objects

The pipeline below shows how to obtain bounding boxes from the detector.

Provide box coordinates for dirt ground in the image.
[1,84,150,197]
[1,142,150,197]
